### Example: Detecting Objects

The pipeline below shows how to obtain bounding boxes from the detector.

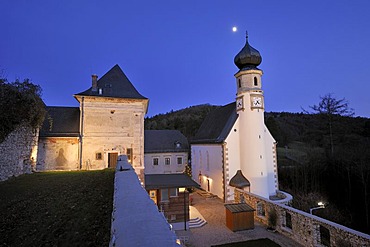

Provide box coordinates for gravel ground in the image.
[176,191,303,247]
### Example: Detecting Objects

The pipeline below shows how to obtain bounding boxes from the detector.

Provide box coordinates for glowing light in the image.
[232,26,237,32]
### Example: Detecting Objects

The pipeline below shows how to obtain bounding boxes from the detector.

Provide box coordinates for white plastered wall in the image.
[224,119,241,202]
[37,137,79,170]
[191,144,223,199]
[144,152,188,174]
[264,125,279,195]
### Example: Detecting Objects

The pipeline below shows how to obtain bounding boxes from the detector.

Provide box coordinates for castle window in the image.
[177,157,183,165]
[96,152,102,160]
[170,188,178,197]
[165,157,171,165]
[254,77,258,86]
[285,212,292,229]
[238,79,241,88]
[127,148,133,164]
[153,158,159,166]
[161,189,169,201]
[256,201,266,217]
[319,225,330,246]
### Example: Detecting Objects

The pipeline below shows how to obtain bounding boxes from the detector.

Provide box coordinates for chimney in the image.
[91,74,98,92]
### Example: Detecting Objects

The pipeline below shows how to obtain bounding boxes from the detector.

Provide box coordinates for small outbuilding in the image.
[225,203,255,231]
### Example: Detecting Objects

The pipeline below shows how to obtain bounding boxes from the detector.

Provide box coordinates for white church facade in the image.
[191,33,278,201]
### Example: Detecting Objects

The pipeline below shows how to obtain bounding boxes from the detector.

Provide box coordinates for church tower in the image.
[234,32,275,199]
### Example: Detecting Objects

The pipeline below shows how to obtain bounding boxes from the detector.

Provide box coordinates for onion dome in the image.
[234,31,262,70]
[229,170,250,189]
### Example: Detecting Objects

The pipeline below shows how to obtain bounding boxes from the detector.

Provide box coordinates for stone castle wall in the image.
[234,188,370,247]
[0,124,39,181]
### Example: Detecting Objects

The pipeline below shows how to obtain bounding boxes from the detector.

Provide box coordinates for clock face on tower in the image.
[251,95,263,109]
[236,96,244,111]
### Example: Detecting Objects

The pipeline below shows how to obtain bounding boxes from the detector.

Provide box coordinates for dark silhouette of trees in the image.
[0,78,45,142]
[145,104,217,140]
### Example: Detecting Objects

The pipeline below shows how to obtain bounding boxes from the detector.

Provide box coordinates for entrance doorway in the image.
[108,153,118,168]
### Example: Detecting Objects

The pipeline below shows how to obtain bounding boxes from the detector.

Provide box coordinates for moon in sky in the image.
[232,26,237,32]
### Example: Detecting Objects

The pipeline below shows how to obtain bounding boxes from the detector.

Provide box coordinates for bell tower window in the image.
[254,77,258,86]
[238,79,241,88]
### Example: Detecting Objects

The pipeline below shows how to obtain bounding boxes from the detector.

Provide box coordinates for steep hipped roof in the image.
[191,102,238,144]
[144,130,189,153]
[39,106,80,137]
[75,64,147,100]
[145,173,200,190]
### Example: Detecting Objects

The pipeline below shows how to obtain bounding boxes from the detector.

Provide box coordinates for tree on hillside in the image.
[0,78,45,142]
[305,93,354,156]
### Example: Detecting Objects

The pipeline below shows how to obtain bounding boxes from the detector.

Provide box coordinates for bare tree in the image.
[306,93,354,156]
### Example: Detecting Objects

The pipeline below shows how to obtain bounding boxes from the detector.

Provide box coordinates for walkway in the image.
[176,190,303,247]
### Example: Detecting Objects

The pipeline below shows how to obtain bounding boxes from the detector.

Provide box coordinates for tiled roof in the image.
[75,64,147,100]
[144,173,200,189]
[144,130,189,153]
[39,106,80,137]
[191,102,238,144]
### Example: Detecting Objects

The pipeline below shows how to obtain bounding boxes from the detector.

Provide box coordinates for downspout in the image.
[79,96,84,170]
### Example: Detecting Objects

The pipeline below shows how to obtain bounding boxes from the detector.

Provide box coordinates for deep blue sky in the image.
[1,1,370,117]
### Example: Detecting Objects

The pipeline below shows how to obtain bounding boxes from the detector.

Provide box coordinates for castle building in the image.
[191,33,278,201]
[37,65,148,178]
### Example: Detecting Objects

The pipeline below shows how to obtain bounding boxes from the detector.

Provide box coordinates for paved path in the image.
[176,191,303,247]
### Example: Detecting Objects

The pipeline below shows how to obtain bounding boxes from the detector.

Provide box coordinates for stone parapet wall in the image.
[110,156,179,246]
[235,188,370,247]
[0,124,39,181]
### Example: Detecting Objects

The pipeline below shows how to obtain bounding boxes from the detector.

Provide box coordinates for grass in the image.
[0,169,115,247]
[212,238,281,247]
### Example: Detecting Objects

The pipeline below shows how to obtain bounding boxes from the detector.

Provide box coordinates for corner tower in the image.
[234,32,276,199]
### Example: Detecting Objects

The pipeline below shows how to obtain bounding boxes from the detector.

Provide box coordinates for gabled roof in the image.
[39,106,80,137]
[191,102,238,144]
[144,130,189,153]
[145,173,200,190]
[75,64,147,100]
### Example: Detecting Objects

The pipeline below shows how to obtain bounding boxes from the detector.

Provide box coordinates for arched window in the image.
[254,77,258,86]
[206,151,210,171]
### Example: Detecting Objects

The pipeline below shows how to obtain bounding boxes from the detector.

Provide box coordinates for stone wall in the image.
[110,156,179,246]
[234,188,370,247]
[0,124,39,181]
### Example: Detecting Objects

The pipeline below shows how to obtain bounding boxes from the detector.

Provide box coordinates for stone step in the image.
[189,217,207,228]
